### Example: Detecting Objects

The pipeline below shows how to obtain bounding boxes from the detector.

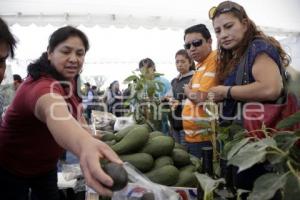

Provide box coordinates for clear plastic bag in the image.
[112,162,179,200]
[113,116,135,131]
[61,164,86,192]
[62,164,82,181]
[91,111,116,131]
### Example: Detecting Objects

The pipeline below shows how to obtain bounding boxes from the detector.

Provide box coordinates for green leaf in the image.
[154,80,164,92]
[196,121,212,129]
[190,154,202,172]
[248,173,287,200]
[238,139,270,154]
[124,75,138,83]
[283,173,300,200]
[295,131,300,137]
[289,145,300,170]
[228,123,244,137]
[222,141,235,158]
[135,82,143,91]
[227,137,251,160]
[274,133,300,151]
[228,139,275,171]
[228,150,267,172]
[276,111,300,129]
[154,72,164,77]
[217,132,229,143]
[266,153,286,167]
[194,173,225,200]
[147,86,156,98]
[261,137,277,147]
[217,126,229,139]
[237,189,250,200]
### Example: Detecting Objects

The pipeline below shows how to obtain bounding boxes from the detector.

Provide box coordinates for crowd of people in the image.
[0,1,297,199]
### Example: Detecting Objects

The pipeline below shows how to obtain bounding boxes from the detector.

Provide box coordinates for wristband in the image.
[226,86,233,99]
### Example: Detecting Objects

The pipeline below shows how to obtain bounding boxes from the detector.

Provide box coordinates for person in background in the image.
[0,74,23,118]
[106,80,123,117]
[82,82,95,123]
[139,58,171,99]
[0,17,17,120]
[13,74,23,91]
[208,0,292,191]
[122,83,134,114]
[169,49,195,146]
[91,85,98,94]
[138,58,172,134]
[181,24,218,158]
[0,26,121,199]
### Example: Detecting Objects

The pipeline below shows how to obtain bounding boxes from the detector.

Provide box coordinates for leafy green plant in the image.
[227,131,300,200]
[196,113,300,200]
[123,70,165,130]
[217,123,246,159]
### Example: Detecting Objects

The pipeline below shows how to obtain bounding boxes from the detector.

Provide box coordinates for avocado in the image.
[102,162,128,191]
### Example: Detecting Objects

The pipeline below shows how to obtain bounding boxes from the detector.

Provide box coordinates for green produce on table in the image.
[174,142,187,151]
[102,162,128,191]
[120,153,154,172]
[145,165,179,186]
[172,148,191,167]
[112,125,150,154]
[104,140,116,146]
[174,170,198,188]
[141,135,174,158]
[114,124,138,141]
[180,164,197,173]
[153,156,174,169]
[149,131,164,139]
[141,123,153,133]
[100,132,116,141]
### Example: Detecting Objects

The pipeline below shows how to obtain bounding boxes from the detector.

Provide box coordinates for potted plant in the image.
[123,69,166,131]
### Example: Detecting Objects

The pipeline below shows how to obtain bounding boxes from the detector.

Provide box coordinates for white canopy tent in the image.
[1,0,300,32]
[1,0,300,88]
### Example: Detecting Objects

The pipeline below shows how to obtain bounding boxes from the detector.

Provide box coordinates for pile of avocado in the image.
[101,124,201,188]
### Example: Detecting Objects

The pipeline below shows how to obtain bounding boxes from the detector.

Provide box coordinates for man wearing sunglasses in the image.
[181,24,218,158]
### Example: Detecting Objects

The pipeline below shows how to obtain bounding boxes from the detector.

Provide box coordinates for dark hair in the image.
[184,24,211,41]
[13,74,23,82]
[0,17,17,58]
[109,80,118,89]
[47,26,89,53]
[175,49,195,71]
[27,26,89,81]
[212,1,291,83]
[138,58,156,71]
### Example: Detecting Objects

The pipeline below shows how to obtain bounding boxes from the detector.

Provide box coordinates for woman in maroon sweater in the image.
[0,26,121,199]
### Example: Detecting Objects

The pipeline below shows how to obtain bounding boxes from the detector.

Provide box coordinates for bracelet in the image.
[226,86,233,99]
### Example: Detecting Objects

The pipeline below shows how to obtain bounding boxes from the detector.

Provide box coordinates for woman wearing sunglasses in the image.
[209,1,290,123]
[208,0,291,192]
